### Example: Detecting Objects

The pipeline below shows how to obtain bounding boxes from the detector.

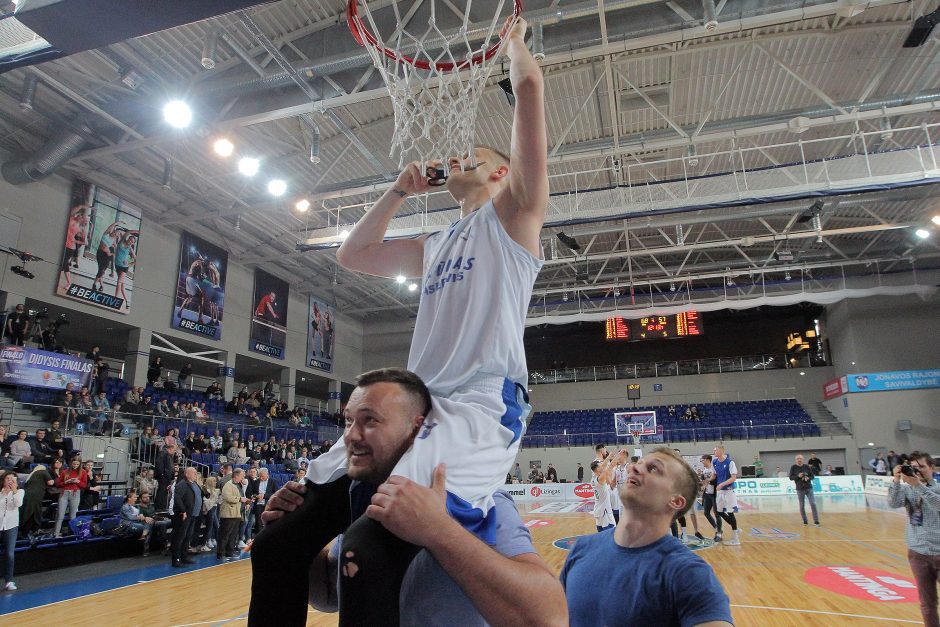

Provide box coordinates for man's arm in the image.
[368,465,567,627]
[494,17,548,257]
[335,165,433,278]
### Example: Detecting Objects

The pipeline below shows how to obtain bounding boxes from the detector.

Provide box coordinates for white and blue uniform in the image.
[713,455,738,513]
[306,200,543,543]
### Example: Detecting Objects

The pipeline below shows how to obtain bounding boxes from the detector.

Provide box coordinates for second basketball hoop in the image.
[347,0,523,168]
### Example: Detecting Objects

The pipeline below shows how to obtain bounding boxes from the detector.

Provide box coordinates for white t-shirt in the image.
[592,475,615,527]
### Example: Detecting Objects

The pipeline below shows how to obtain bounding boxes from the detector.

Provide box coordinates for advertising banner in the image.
[822,377,847,400]
[250,269,289,359]
[55,180,142,313]
[171,233,228,339]
[864,475,893,496]
[844,370,940,393]
[0,344,94,389]
[306,295,336,372]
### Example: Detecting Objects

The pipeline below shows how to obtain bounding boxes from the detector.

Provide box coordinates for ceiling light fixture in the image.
[395,275,406,284]
[267,179,287,196]
[932,215,940,226]
[295,199,310,212]
[213,138,234,157]
[238,157,259,177]
[915,228,930,239]
[407,283,418,292]
[163,100,192,129]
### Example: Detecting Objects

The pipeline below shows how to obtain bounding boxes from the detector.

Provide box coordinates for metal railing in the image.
[529,352,826,385]
[521,419,852,449]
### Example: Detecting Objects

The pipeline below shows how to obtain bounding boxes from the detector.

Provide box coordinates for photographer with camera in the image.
[4,304,29,346]
[889,451,940,627]
[789,454,820,526]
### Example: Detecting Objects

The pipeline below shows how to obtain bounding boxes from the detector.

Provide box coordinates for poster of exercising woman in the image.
[55,180,142,314]
[249,269,289,359]
[306,295,335,372]
[171,233,228,340]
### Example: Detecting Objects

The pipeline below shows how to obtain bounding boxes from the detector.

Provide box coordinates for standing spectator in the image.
[807,452,823,475]
[218,467,246,562]
[887,450,901,472]
[171,467,201,568]
[700,454,722,541]
[80,460,102,510]
[889,452,940,627]
[154,444,176,511]
[92,391,111,434]
[869,452,888,476]
[546,463,558,483]
[19,465,54,538]
[753,455,764,478]
[242,467,260,545]
[4,303,29,346]
[0,471,24,591]
[576,462,584,483]
[789,454,820,526]
[147,357,162,386]
[8,431,33,469]
[94,358,110,396]
[85,344,101,361]
[53,457,87,537]
[251,468,276,535]
[775,466,787,478]
[178,363,192,390]
[201,476,220,551]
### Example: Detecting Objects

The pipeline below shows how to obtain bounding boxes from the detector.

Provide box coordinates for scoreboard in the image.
[605,311,704,341]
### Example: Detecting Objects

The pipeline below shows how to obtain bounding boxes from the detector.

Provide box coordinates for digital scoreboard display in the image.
[605,311,704,341]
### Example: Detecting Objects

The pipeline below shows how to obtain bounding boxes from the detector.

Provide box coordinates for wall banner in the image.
[306,296,336,372]
[55,180,142,313]
[0,344,94,389]
[250,269,289,359]
[171,233,228,339]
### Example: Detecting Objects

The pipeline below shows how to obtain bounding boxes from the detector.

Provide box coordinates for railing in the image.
[521,420,852,448]
[528,352,827,385]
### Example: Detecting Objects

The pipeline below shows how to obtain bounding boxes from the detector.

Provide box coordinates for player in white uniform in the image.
[591,458,616,532]
[609,450,627,523]
[713,445,741,545]
[249,18,547,627]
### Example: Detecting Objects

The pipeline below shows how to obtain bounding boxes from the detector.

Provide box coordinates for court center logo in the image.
[804,566,918,602]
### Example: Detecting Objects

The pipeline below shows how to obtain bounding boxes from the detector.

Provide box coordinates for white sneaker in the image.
[726,531,742,546]
[208,539,216,548]
[680,532,687,543]
[200,545,212,552]
[4,582,15,591]
[237,540,247,549]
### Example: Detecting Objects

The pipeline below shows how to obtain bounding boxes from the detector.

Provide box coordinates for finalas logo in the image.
[573,483,594,499]
[0,347,25,362]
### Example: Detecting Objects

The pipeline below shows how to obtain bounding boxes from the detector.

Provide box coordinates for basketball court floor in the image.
[0,493,921,626]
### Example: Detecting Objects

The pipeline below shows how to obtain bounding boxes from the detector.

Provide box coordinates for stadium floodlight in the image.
[408,283,418,292]
[163,100,192,128]
[213,138,234,157]
[267,179,287,196]
[238,157,260,177]
[915,228,930,239]
[932,215,940,226]
[295,199,310,212]
[395,275,406,284]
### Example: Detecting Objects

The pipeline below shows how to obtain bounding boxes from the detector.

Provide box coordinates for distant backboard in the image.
[614,410,657,437]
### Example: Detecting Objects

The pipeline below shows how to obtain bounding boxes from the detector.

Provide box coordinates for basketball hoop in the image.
[630,428,643,449]
[347,0,523,167]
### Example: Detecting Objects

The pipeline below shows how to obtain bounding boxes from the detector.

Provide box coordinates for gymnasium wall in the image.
[0,162,364,386]
[822,294,940,455]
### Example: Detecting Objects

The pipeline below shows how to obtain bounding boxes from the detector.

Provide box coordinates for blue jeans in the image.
[241,506,256,542]
[1,527,16,583]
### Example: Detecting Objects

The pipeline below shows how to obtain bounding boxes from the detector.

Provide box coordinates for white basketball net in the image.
[350,0,518,167]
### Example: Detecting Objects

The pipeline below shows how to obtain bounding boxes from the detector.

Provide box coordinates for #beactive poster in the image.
[171,233,228,340]
[55,180,142,313]
[250,269,289,359]
[306,296,335,372]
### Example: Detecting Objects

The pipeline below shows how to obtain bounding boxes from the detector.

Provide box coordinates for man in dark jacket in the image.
[155,444,176,510]
[171,466,202,567]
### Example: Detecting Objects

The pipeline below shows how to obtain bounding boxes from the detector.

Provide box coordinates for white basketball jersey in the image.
[408,200,543,396]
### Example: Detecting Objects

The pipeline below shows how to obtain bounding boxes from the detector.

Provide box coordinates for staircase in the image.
[0,387,50,433]
[804,402,853,437]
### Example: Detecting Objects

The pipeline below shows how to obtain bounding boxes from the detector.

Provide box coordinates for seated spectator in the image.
[167,400,181,418]
[9,431,33,469]
[47,419,65,451]
[193,434,208,453]
[209,430,222,452]
[151,428,165,451]
[288,413,300,427]
[0,425,12,470]
[30,429,61,464]
[823,465,834,476]
[124,386,142,414]
[234,443,249,465]
[163,428,179,451]
[140,395,155,417]
[206,381,223,400]
[80,460,101,510]
[668,404,676,416]
[120,491,161,556]
[193,403,207,423]
[248,411,261,426]
[161,376,176,392]
[56,391,78,426]
[137,491,170,552]
[183,433,197,457]
[152,378,164,390]
[156,399,170,417]
[135,467,157,496]
[690,406,701,420]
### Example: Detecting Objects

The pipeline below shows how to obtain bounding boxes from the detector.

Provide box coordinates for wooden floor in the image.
[6,495,922,626]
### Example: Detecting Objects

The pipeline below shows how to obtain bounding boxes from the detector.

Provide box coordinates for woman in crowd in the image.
[54,457,88,537]
[8,431,33,470]
[18,464,53,535]
[47,459,64,499]
[201,476,220,551]
[163,427,178,452]
[80,460,101,510]
[0,471,24,591]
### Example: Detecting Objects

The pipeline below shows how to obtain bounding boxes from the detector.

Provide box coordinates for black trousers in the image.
[247,477,419,627]
[218,517,240,557]
[170,513,195,562]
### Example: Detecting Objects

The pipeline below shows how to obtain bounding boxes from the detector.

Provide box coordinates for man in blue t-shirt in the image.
[561,446,734,627]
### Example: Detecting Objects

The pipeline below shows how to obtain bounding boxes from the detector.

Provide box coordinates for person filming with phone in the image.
[889,451,940,627]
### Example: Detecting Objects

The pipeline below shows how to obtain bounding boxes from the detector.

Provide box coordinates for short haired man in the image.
[590,458,616,532]
[700,454,722,541]
[562,447,733,626]
[713,445,741,545]
[789,454,820,526]
[258,368,564,626]
[170,466,201,568]
[807,452,822,475]
[889,452,940,627]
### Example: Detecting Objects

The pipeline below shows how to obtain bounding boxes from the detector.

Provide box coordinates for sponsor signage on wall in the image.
[733,475,863,496]
[306,295,336,372]
[822,377,847,400]
[249,269,289,359]
[171,233,228,339]
[863,475,893,496]
[844,369,940,393]
[0,345,94,389]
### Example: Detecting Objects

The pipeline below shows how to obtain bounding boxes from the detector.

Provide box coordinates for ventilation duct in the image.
[1,123,89,184]
[19,72,37,110]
